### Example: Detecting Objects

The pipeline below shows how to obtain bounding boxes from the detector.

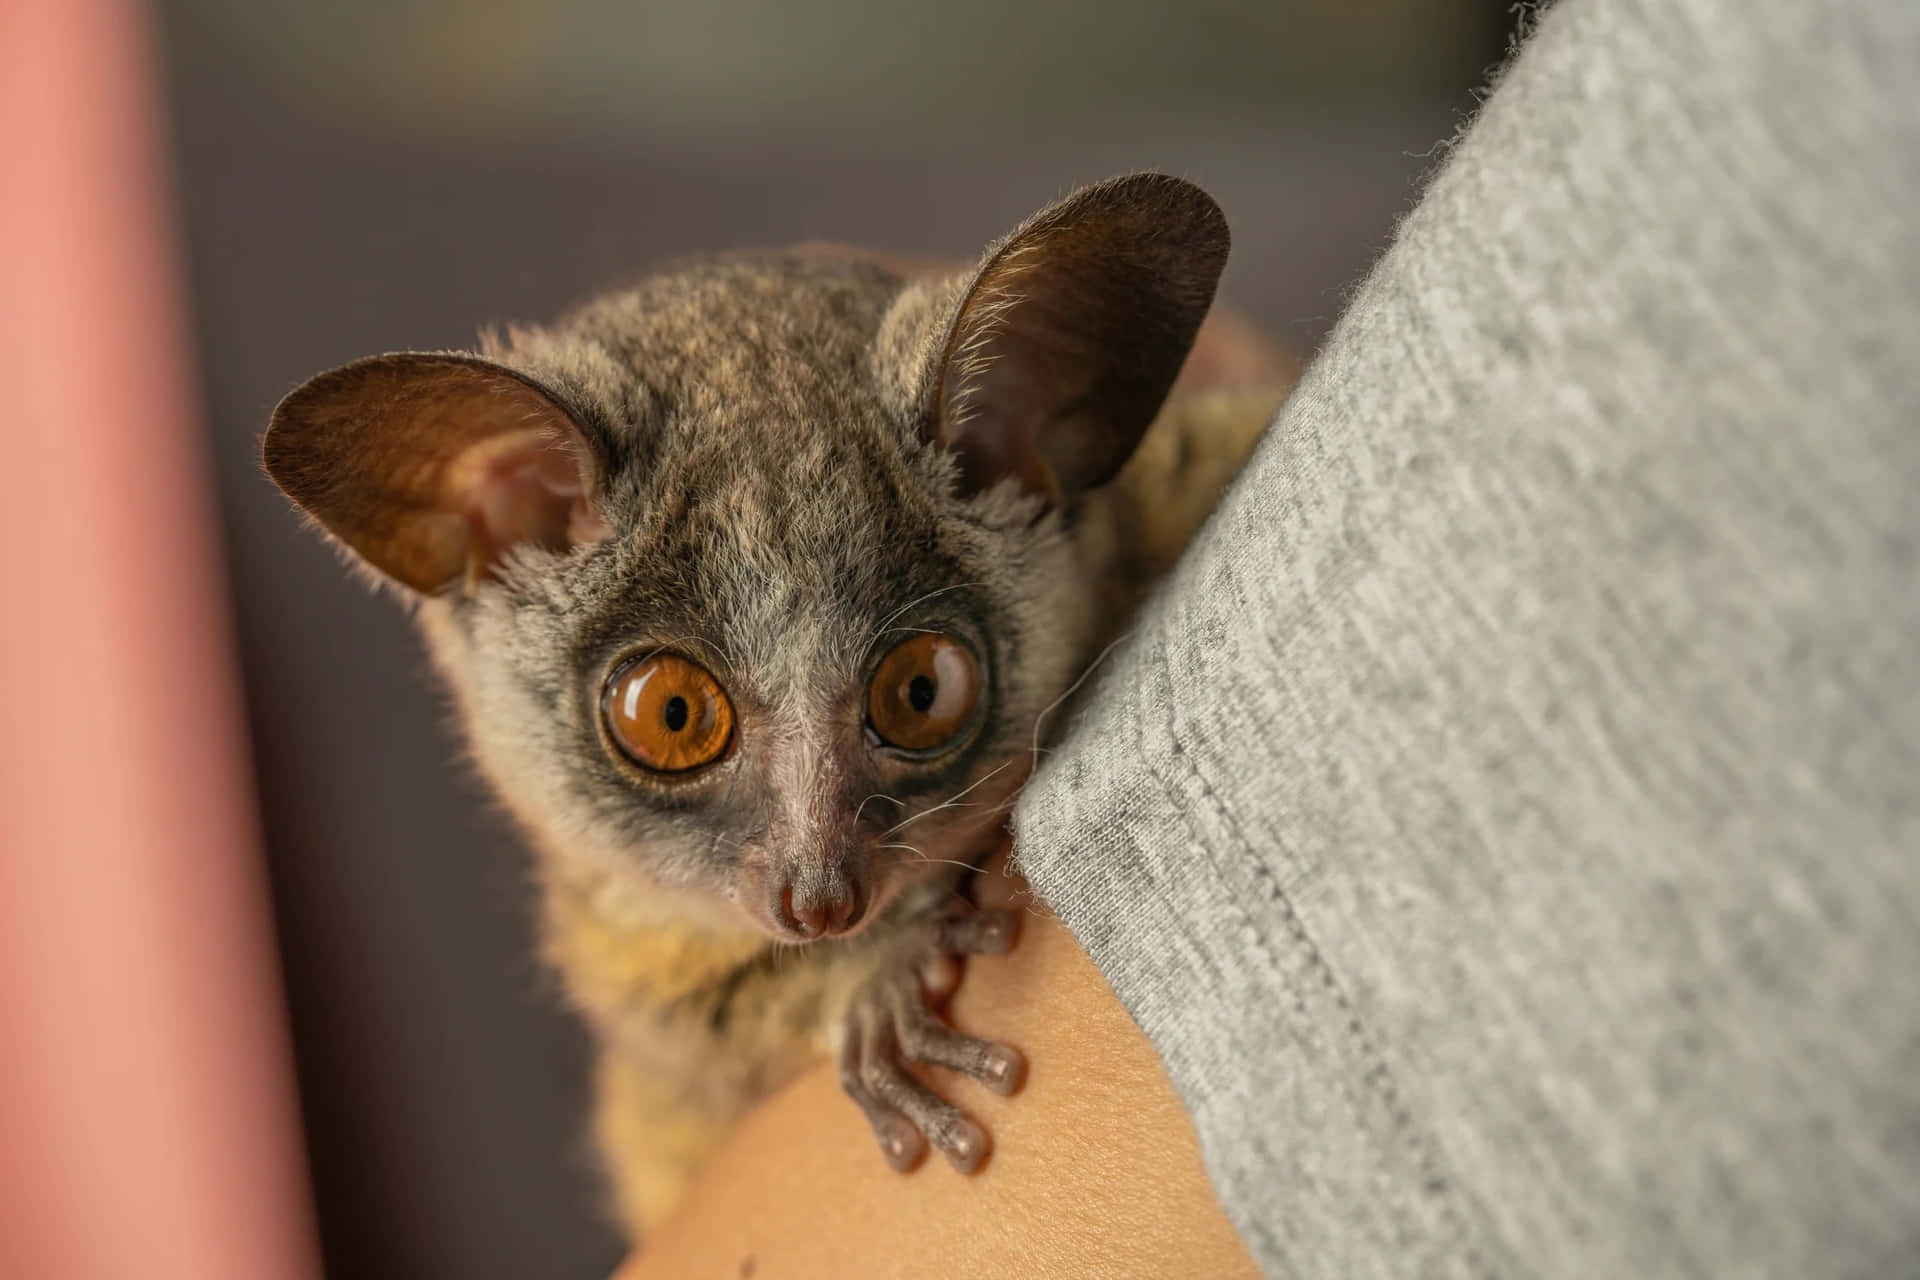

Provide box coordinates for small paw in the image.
[835,909,1026,1173]
[937,906,1021,956]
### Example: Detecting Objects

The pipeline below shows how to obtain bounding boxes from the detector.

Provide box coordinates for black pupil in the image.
[907,674,937,714]
[663,695,690,733]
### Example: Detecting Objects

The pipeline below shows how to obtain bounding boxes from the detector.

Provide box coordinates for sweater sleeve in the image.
[1011,0,1920,1274]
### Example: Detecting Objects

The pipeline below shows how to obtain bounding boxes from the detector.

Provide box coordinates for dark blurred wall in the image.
[153,3,1515,1277]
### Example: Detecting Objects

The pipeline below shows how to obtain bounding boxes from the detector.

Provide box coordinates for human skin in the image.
[618,851,1261,1279]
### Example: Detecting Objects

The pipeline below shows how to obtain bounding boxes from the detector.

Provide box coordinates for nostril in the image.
[834,881,868,934]
[780,883,824,939]
[777,876,867,939]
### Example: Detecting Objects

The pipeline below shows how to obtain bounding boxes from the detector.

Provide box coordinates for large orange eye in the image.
[603,654,734,773]
[868,634,980,752]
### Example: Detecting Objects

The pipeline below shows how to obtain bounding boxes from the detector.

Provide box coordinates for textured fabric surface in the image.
[1012,0,1920,1275]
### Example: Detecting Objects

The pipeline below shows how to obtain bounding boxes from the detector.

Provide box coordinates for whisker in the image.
[974,794,1019,820]
[861,582,986,654]
[879,843,979,873]
[693,634,740,672]
[882,760,1013,837]
[852,791,906,826]
[1030,628,1137,771]
[644,633,737,673]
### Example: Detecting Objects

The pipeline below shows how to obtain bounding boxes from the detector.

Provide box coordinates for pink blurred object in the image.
[0,2,321,1278]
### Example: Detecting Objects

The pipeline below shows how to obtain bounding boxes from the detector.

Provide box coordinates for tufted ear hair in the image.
[926,172,1231,506]
[263,353,612,595]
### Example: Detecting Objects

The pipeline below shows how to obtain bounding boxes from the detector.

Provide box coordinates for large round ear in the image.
[928,173,1230,505]
[262,353,612,595]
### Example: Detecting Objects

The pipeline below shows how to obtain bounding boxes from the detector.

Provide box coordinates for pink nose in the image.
[777,876,865,939]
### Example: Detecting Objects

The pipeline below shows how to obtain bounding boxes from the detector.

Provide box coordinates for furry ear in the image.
[929,172,1230,504]
[263,353,612,595]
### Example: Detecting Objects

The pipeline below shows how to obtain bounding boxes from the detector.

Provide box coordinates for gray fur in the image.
[438,252,1090,929]
[263,173,1272,1234]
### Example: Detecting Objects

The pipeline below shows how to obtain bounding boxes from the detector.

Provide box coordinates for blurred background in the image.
[149,2,1520,1276]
